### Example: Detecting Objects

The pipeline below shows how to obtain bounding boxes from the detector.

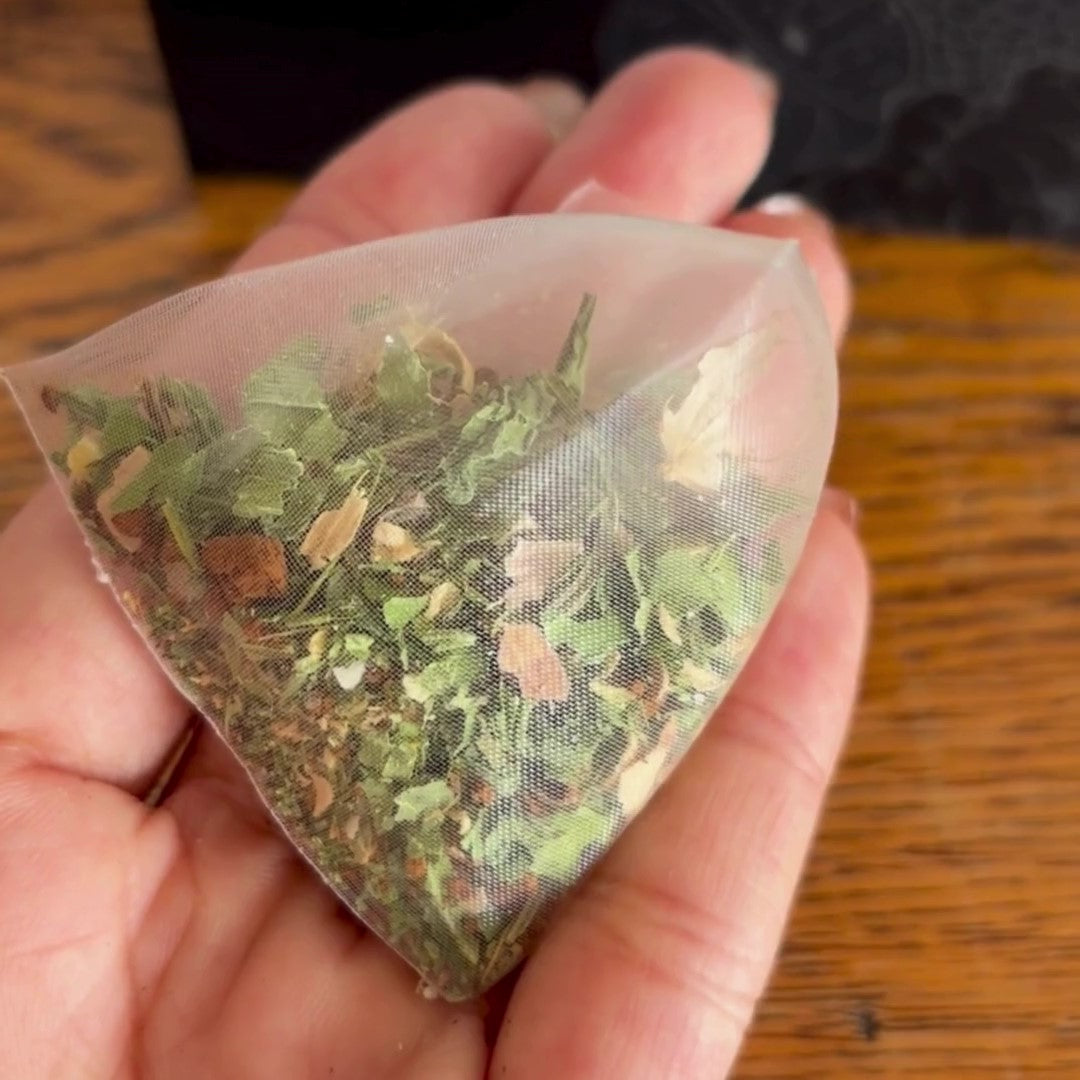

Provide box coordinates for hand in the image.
[0,50,868,1079]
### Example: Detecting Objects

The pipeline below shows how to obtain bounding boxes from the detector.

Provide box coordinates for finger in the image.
[724,194,853,343]
[236,81,557,271]
[516,77,588,141]
[0,82,561,793]
[513,47,777,221]
[494,508,870,1080]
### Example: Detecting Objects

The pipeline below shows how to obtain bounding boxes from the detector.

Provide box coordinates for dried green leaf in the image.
[543,610,624,664]
[232,444,304,519]
[342,632,374,660]
[243,336,327,443]
[394,779,455,823]
[449,686,486,757]
[383,728,422,781]
[553,292,596,397]
[270,469,333,541]
[376,337,430,412]
[54,386,129,433]
[162,499,198,570]
[530,804,608,881]
[100,399,152,456]
[383,595,428,632]
[108,435,193,514]
[490,414,532,457]
[652,544,742,621]
[403,651,482,705]
[158,376,224,444]
[297,411,348,462]
[458,400,506,442]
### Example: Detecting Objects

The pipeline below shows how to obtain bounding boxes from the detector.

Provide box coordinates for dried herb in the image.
[45,295,791,1000]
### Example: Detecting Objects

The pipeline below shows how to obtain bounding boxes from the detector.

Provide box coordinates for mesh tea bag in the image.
[3,214,836,1000]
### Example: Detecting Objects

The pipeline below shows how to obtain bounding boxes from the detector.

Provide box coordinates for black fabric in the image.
[150,0,1080,240]
[147,1,606,175]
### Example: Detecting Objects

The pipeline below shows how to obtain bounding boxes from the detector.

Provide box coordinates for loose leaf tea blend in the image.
[3,215,837,1000]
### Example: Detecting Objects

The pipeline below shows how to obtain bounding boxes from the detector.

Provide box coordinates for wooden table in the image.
[2,3,1079,1076]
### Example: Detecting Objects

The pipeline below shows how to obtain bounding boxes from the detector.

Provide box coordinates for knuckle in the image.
[569,869,765,1039]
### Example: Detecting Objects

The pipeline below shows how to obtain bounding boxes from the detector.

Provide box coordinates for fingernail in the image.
[756,192,811,216]
[554,179,651,216]
[819,487,860,528]
[514,76,588,140]
[730,53,780,104]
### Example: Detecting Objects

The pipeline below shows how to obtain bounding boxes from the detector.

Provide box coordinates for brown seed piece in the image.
[201,534,288,604]
[111,507,154,544]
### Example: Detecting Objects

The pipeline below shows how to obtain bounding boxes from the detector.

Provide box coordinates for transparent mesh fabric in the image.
[3,214,836,1000]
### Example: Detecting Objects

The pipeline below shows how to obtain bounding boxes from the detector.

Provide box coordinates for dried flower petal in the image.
[96,445,152,552]
[310,773,335,818]
[332,660,367,690]
[299,487,368,570]
[403,324,474,395]
[498,622,570,702]
[503,538,583,610]
[681,660,727,694]
[66,433,103,481]
[425,581,461,620]
[307,628,328,660]
[658,603,683,646]
[372,520,422,563]
[661,329,773,492]
[617,723,677,817]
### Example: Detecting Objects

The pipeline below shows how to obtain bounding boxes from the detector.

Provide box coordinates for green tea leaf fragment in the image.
[553,292,596,397]
[383,595,428,632]
[394,779,455,823]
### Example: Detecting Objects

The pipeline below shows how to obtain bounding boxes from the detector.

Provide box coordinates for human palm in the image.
[0,50,867,1079]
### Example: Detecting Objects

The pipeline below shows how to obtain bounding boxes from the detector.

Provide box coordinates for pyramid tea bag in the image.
[3,214,837,1000]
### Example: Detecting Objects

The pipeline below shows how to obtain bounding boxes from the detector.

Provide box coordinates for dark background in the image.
[149,0,1080,241]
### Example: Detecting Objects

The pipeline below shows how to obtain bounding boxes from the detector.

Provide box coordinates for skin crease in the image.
[0,48,869,1080]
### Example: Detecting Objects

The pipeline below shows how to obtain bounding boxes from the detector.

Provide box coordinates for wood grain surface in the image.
[2,2,1079,1076]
